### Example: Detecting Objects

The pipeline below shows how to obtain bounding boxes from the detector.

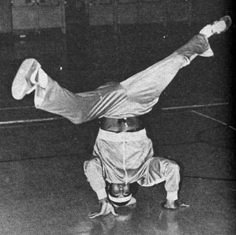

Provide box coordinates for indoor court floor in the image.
[0,22,235,234]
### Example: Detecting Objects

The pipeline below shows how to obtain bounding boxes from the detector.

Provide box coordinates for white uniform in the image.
[84,129,180,201]
[34,48,188,202]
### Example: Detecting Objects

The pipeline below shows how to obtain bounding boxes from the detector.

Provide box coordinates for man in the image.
[11,16,232,218]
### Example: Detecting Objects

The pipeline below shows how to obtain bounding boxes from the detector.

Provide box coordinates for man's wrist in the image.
[99,197,108,204]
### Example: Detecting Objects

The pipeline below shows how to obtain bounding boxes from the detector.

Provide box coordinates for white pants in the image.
[34,52,187,123]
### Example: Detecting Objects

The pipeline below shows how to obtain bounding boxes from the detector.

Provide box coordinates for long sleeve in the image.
[83,158,107,200]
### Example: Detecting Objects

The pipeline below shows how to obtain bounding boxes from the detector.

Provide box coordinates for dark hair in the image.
[105,182,139,195]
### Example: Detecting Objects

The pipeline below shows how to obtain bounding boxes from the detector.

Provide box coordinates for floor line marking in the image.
[0,105,34,111]
[161,102,228,111]
[191,110,236,131]
[0,117,63,126]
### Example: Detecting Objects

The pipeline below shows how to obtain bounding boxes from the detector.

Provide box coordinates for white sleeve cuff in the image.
[96,189,107,200]
[166,191,178,201]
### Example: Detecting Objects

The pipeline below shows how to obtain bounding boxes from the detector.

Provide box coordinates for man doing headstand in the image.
[11,16,232,218]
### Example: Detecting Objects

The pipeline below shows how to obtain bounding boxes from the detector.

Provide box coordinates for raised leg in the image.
[11,16,232,121]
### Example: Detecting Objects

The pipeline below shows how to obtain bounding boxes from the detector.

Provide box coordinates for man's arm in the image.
[84,158,118,218]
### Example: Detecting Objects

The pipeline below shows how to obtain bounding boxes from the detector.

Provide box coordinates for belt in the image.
[99,117,144,133]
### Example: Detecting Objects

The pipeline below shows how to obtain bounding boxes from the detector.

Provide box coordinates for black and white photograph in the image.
[0,0,235,234]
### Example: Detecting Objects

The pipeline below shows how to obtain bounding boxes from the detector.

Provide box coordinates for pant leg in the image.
[120,33,210,110]
[84,157,107,200]
[35,77,127,124]
[138,157,180,201]
[108,52,187,118]
[107,34,209,117]
[35,38,196,121]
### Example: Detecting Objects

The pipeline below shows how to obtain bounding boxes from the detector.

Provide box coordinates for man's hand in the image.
[89,198,118,219]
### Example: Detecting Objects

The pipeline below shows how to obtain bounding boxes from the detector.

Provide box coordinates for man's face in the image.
[110,183,131,198]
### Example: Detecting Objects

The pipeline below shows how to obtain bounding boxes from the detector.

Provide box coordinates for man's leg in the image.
[10,31,211,122]
[117,16,232,117]
[11,59,127,124]
[11,16,231,121]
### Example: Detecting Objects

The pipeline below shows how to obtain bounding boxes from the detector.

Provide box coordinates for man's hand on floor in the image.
[89,198,118,219]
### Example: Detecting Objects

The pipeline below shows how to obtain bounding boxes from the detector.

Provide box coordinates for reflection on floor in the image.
[0,23,235,234]
[0,106,235,235]
[0,154,236,234]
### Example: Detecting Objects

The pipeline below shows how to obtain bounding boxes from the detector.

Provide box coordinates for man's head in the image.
[106,182,138,207]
